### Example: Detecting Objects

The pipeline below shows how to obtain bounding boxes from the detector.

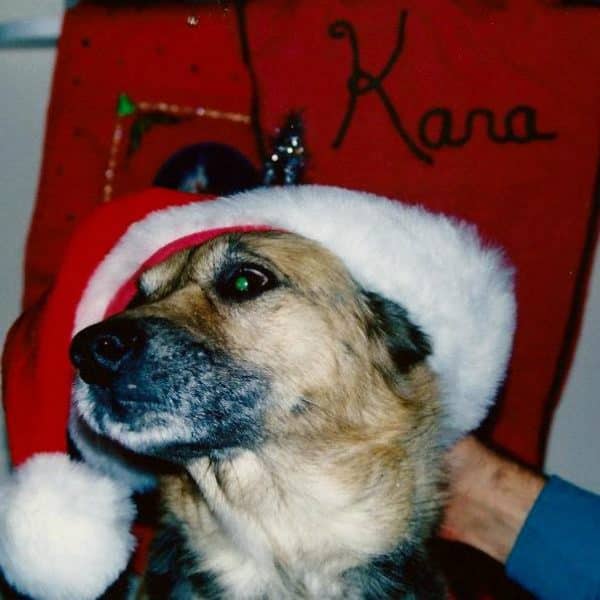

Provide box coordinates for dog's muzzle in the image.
[69,316,269,457]
[71,319,146,386]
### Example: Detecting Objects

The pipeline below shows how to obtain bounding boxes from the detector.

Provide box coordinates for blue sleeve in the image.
[506,476,600,600]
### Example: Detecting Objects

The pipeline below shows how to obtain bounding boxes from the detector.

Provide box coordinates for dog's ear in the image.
[126,249,192,309]
[364,291,431,372]
[137,248,192,300]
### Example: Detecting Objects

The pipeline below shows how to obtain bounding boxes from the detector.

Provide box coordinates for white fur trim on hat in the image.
[0,454,136,600]
[74,185,516,441]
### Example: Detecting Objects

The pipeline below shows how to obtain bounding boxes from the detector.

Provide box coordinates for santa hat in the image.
[1,185,515,599]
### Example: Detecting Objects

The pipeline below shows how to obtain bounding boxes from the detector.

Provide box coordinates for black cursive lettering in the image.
[503,105,557,144]
[328,12,433,165]
[329,12,558,164]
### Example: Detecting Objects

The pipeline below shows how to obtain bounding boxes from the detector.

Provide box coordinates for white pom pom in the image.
[0,453,136,600]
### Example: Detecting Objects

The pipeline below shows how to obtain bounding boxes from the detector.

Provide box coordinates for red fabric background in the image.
[4,1,600,597]
[23,2,256,307]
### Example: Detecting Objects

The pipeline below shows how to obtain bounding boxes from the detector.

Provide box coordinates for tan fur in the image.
[132,232,444,598]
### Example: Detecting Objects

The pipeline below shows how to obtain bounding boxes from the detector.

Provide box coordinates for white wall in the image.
[1,1,599,494]
[546,248,600,492]
[0,2,60,338]
[0,1,61,475]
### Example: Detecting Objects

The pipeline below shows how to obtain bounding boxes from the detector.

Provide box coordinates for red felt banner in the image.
[5,1,599,597]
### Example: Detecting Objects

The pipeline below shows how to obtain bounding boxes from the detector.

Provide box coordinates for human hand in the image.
[440,435,545,563]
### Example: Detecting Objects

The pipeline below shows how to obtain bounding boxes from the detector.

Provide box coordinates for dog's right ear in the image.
[364,291,431,373]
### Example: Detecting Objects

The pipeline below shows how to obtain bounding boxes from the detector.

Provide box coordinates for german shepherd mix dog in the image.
[70,230,446,599]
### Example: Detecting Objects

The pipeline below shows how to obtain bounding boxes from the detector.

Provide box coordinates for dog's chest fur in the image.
[147,427,445,600]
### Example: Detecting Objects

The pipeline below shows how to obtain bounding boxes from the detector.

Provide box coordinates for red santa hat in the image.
[75,184,516,436]
[1,184,515,599]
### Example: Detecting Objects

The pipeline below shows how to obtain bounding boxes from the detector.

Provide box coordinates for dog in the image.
[70,230,446,599]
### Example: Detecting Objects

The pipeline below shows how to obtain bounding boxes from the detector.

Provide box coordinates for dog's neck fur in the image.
[154,366,445,599]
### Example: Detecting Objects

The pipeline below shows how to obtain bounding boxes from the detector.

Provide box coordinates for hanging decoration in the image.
[262,112,306,186]
[103,92,251,202]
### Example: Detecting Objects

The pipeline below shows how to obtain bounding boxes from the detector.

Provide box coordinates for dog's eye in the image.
[217,264,278,302]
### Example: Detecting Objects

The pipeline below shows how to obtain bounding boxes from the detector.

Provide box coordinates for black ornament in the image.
[154,142,260,196]
[263,112,306,186]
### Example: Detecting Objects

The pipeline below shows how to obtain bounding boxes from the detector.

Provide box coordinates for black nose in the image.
[70,319,145,386]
